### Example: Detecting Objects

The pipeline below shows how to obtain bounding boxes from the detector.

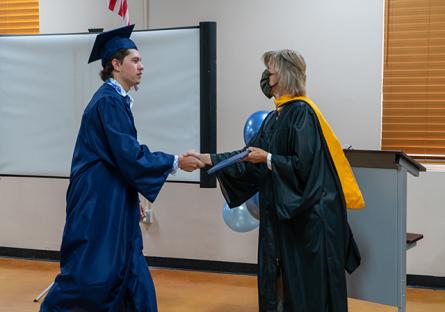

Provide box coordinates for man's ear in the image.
[111,59,121,72]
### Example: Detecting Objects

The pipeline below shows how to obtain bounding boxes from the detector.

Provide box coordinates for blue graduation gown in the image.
[41,83,174,312]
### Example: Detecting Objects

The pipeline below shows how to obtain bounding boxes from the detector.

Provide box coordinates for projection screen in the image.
[0,23,216,185]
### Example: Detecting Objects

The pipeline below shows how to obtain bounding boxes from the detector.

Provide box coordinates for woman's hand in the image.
[244,147,268,164]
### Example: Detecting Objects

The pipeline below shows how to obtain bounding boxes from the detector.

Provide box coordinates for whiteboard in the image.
[0,28,202,182]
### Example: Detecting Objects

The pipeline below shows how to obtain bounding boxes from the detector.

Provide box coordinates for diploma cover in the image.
[207,149,250,174]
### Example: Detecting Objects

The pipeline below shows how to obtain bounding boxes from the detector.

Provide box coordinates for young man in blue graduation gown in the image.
[40,25,204,312]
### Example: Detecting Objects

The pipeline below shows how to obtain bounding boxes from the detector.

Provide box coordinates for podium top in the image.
[344,150,426,176]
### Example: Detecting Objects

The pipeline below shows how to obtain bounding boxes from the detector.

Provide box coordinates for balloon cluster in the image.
[222,111,268,232]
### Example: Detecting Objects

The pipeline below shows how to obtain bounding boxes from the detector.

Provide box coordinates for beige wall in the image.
[407,173,445,276]
[1,0,259,264]
[1,0,443,276]
[145,0,384,263]
[39,0,147,33]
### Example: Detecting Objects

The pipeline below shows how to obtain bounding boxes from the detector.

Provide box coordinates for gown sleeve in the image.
[270,105,326,220]
[211,150,266,208]
[210,113,275,210]
[91,96,174,202]
[210,112,277,208]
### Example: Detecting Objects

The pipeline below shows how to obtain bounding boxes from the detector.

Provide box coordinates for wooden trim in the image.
[344,149,426,172]
[406,232,424,244]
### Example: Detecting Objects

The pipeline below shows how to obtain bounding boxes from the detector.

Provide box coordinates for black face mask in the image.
[260,69,273,99]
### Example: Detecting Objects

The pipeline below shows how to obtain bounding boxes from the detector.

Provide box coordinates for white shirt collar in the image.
[105,78,134,108]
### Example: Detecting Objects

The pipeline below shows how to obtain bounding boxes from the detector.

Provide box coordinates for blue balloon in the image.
[222,201,259,232]
[243,110,269,145]
[245,193,260,220]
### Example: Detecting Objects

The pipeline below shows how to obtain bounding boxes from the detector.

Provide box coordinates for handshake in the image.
[178,150,212,172]
[177,147,268,172]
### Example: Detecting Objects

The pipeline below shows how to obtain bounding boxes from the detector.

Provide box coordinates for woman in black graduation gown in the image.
[189,49,364,311]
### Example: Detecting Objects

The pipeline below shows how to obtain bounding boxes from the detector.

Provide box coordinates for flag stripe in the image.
[108,0,117,11]
[108,0,130,25]
[118,1,124,16]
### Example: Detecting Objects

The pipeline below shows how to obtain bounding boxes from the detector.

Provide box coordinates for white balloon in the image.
[222,201,259,232]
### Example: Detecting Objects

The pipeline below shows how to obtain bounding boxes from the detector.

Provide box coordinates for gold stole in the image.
[274,95,365,209]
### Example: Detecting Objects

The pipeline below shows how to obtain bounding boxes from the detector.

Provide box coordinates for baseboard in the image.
[2,247,443,288]
[147,256,257,274]
[0,246,60,261]
[0,247,257,275]
[407,274,445,289]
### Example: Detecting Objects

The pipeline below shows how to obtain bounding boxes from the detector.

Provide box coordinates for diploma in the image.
[207,149,250,174]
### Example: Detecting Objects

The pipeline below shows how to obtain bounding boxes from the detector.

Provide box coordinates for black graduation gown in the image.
[211,100,360,312]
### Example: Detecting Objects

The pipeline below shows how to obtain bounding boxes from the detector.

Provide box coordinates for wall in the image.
[0,0,442,276]
[149,0,383,151]
[149,0,444,277]
[0,0,148,252]
[146,0,384,262]
[0,0,258,264]
[407,172,445,276]
[39,0,147,33]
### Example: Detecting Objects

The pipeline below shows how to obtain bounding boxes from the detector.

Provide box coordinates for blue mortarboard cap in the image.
[88,24,137,66]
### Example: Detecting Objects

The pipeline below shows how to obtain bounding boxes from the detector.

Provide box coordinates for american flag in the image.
[108,0,130,25]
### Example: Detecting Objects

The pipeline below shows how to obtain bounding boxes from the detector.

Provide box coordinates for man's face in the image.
[115,49,144,89]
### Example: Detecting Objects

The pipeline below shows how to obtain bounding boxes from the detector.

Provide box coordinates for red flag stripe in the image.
[122,0,128,18]
[108,0,130,25]
[119,0,127,17]
[108,0,117,11]
[118,1,124,16]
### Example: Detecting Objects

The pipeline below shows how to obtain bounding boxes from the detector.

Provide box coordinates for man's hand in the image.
[179,154,206,172]
[140,203,145,220]
[139,194,149,221]
[183,150,213,166]
[244,147,268,164]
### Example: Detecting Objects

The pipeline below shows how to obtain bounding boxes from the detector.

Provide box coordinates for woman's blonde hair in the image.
[262,49,307,96]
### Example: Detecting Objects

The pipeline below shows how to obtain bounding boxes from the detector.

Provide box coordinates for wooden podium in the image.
[344,150,425,312]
